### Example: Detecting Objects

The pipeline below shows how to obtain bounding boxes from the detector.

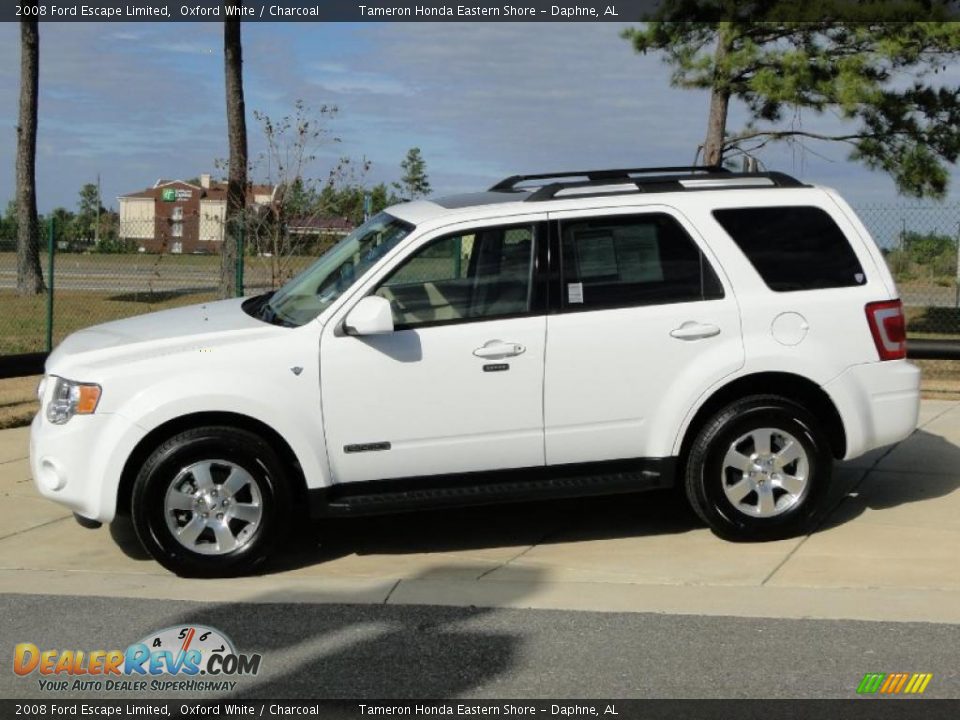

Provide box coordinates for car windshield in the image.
[255,212,414,327]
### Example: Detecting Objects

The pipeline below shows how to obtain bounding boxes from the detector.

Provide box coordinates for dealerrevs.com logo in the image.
[14,625,261,693]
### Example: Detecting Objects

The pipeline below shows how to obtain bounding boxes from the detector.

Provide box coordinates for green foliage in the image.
[623,6,960,197]
[395,147,431,199]
[317,181,399,226]
[48,207,74,247]
[93,236,136,254]
[887,230,958,281]
[73,182,104,241]
[903,230,955,266]
[0,200,17,245]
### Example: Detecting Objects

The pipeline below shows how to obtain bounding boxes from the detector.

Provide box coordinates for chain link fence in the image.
[856,202,960,390]
[0,217,340,359]
[857,203,960,334]
[2,204,960,386]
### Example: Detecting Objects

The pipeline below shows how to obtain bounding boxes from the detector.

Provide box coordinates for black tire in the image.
[131,426,291,577]
[684,395,832,541]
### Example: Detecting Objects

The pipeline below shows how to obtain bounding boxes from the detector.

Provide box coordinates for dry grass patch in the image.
[0,375,40,429]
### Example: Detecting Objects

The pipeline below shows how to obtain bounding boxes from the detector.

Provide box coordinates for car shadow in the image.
[167,564,546,699]
[109,515,152,561]
[107,428,960,573]
[261,489,698,575]
[815,428,960,532]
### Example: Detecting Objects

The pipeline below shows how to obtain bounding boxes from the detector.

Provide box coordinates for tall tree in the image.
[75,182,102,242]
[623,7,960,197]
[221,15,248,298]
[16,16,44,294]
[396,147,431,199]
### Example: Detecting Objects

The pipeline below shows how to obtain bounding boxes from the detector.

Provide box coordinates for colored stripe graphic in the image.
[857,673,886,694]
[858,672,932,695]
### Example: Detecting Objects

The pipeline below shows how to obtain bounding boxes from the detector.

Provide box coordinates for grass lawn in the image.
[0,289,219,355]
[0,375,39,429]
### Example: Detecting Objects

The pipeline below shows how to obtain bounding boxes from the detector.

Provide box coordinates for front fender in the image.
[109,372,330,509]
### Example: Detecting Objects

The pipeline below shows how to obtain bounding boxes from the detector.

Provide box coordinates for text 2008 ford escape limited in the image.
[30,167,920,577]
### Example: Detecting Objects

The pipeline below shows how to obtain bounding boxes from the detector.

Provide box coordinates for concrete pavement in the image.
[2,400,960,623]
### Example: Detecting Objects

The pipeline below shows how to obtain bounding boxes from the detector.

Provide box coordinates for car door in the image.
[543,205,744,465]
[320,217,548,485]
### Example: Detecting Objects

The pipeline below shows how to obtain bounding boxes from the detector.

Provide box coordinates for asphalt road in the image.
[3,593,958,700]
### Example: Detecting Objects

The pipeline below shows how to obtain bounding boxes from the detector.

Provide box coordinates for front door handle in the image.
[670,322,721,341]
[474,340,526,359]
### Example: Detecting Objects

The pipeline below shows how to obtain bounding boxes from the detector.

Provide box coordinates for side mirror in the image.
[343,295,394,336]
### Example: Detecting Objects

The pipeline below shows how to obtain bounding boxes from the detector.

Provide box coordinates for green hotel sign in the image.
[161,189,176,202]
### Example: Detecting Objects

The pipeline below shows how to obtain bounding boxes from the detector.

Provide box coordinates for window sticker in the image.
[568,282,584,304]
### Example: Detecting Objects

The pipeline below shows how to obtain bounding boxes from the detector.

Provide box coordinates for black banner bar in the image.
[3,699,960,720]
[4,0,959,23]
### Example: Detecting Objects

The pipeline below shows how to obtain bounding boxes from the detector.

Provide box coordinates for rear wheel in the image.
[684,395,831,540]
[131,426,291,577]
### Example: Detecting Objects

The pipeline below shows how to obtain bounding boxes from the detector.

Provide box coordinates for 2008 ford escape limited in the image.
[30,166,921,577]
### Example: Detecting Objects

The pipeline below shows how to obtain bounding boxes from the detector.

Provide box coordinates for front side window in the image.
[375,224,535,328]
[257,212,413,327]
[560,213,723,310]
[713,206,866,291]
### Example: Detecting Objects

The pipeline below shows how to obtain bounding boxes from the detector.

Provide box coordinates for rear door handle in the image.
[670,322,721,341]
[474,340,526,359]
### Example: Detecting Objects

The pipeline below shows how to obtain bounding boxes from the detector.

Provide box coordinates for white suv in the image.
[30,167,920,577]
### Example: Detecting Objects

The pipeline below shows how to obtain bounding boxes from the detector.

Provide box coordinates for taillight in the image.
[865,300,907,361]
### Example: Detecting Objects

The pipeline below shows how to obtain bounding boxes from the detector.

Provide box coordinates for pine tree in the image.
[623,5,960,197]
[396,148,431,199]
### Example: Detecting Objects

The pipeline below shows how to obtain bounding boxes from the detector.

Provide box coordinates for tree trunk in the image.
[221,16,247,298]
[702,23,733,168]
[16,18,44,296]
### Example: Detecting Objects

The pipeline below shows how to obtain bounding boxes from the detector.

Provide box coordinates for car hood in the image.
[46,298,273,373]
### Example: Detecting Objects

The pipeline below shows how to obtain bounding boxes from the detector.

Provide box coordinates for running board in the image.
[309,458,675,518]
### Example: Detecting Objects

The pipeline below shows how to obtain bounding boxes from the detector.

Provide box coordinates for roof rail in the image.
[489,165,729,192]
[488,167,806,202]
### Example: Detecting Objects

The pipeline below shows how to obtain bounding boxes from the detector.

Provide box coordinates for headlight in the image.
[46,377,102,425]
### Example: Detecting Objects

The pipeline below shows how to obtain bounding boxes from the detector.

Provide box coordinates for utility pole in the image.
[94,172,101,246]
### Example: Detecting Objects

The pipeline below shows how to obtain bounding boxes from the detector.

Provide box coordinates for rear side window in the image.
[713,206,866,292]
[560,213,724,310]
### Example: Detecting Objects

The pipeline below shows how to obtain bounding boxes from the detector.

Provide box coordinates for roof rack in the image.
[488,166,806,202]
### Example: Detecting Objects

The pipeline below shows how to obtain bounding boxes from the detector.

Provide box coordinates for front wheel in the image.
[684,395,832,540]
[131,426,291,577]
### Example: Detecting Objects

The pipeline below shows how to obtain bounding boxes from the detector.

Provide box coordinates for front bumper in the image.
[30,410,146,523]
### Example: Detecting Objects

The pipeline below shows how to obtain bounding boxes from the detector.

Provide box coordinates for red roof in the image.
[120,179,275,202]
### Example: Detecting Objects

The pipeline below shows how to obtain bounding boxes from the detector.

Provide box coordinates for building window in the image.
[171,206,184,221]
[171,222,183,238]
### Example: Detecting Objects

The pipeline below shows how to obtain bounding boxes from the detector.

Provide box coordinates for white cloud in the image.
[0,21,957,211]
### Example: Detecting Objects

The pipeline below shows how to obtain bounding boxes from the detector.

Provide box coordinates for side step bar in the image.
[309,458,676,519]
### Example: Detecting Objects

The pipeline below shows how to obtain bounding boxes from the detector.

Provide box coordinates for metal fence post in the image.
[235,220,244,297]
[46,217,55,353]
[955,221,960,309]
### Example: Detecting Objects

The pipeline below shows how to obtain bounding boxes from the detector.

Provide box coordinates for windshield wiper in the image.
[257,293,298,327]
[243,291,291,326]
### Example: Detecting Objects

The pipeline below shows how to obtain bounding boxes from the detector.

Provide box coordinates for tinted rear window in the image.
[712,206,866,292]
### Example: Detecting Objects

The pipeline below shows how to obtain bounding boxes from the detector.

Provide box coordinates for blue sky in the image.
[1,21,959,218]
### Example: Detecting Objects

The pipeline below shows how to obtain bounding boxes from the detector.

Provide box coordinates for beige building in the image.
[118,174,276,253]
